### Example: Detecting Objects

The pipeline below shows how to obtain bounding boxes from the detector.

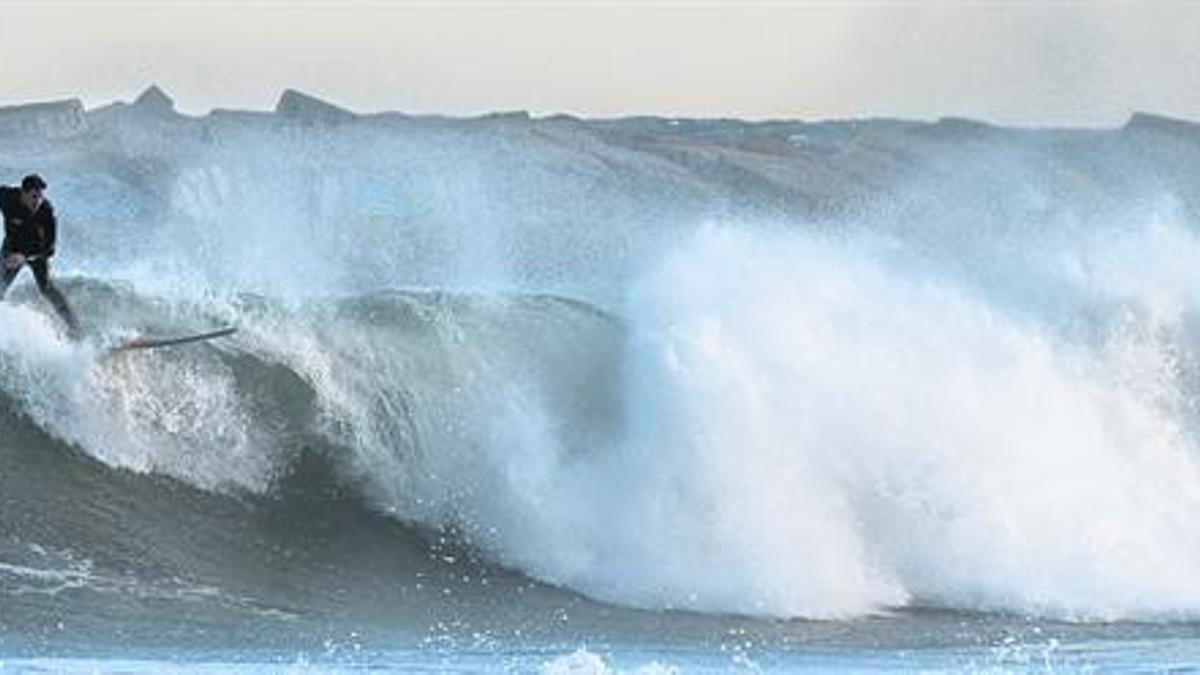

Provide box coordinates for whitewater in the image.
[3,88,1200,670]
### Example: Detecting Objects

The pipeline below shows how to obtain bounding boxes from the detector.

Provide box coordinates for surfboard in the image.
[111,326,237,352]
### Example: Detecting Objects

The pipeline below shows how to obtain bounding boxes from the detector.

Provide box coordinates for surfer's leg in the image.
[30,259,80,338]
[0,262,22,300]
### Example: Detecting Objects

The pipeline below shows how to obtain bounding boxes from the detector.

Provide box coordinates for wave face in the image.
[4,104,1200,624]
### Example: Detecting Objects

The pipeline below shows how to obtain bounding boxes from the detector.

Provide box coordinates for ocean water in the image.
[2,102,1200,671]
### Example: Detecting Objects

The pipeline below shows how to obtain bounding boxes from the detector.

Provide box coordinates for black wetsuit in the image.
[0,186,78,334]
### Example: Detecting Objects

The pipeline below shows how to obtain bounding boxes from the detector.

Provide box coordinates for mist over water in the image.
[3,101,1200,626]
[612,223,1200,619]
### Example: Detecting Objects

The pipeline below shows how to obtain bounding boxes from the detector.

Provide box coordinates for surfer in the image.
[0,174,80,338]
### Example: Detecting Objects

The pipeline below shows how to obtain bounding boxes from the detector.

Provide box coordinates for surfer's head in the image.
[20,173,47,212]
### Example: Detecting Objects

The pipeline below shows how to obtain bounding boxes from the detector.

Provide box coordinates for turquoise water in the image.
[6,639,1200,673]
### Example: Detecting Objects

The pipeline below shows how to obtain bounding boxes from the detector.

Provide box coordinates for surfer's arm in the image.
[41,205,56,259]
[0,187,14,256]
[0,222,16,268]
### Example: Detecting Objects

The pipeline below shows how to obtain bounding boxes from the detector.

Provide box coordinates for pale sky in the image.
[1,0,1197,126]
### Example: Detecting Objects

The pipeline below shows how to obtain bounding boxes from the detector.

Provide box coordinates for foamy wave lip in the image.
[0,295,274,494]
[0,303,77,356]
[388,223,1200,622]
[606,225,1200,620]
